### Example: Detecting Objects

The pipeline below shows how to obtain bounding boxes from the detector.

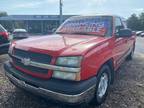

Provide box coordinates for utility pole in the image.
[59,0,63,25]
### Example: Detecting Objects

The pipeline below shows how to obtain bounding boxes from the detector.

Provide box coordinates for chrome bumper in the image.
[5,71,96,104]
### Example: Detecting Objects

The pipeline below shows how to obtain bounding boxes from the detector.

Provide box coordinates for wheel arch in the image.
[97,58,115,84]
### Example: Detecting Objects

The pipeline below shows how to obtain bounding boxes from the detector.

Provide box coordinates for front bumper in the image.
[0,43,10,54]
[4,62,96,104]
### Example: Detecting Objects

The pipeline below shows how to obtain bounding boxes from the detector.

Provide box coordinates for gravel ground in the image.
[0,37,144,108]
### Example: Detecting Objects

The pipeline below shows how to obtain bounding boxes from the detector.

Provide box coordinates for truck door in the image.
[121,19,135,54]
[113,17,128,68]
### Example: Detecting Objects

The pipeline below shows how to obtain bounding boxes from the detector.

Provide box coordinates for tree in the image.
[139,12,144,30]
[0,11,12,32]
[127,14,141,31]
[0,11,8,17]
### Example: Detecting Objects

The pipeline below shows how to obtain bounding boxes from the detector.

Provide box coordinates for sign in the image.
[58,17,111,36]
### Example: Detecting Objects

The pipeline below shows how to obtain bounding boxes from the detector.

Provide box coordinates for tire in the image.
[92,65,111,106]
[127,45,135,60]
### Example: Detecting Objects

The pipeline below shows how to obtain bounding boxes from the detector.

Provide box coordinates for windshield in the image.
[56,16,113,36]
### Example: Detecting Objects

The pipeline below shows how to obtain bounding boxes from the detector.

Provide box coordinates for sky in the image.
[0,0,144,18]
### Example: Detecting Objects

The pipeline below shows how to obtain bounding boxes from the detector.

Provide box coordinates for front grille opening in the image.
[12,57,49,74]
[14,48,52,64]
[11,48,52,76]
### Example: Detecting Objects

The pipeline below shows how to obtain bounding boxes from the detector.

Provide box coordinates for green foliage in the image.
[0,11,8,17]
[127,12,144,31]
[139,12,144,29]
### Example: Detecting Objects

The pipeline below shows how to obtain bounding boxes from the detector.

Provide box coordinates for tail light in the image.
[0,32,9,39]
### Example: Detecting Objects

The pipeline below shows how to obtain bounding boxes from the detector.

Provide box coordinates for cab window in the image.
[114,17,124,33]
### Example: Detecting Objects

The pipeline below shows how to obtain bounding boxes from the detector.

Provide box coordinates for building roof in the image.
[0,15,75,21]
[0,14,125,21]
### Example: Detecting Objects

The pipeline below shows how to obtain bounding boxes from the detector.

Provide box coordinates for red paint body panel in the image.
[15,35,106,56]
[12,63,52,79]
[0,32,8,39]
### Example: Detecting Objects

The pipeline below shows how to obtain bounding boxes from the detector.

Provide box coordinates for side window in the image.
[122,20,127,28]
[114,17,124,33]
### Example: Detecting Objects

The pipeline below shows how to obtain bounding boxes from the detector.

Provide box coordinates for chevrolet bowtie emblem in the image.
[21,58,31,66]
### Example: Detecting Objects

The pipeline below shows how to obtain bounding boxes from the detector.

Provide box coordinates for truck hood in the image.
[15,34,108,56]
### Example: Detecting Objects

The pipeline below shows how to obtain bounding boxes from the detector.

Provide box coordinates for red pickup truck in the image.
[0,24,10,54]
[4,15,136,105]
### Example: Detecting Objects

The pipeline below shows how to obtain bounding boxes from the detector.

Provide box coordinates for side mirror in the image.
[116,29,132,37]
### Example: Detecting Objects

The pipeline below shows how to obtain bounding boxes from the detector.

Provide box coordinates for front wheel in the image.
[92,65,111,105]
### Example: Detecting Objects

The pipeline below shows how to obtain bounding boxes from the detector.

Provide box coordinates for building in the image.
[0,15,74,34]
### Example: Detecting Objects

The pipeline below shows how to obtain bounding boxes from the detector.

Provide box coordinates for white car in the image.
[136,31,143,36]
[13,29,29,39]
[141,32,144,37]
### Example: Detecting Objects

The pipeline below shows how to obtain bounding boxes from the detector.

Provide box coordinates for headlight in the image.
[54,56,82,81]
[56,56,82,67]
[53,71,80,81]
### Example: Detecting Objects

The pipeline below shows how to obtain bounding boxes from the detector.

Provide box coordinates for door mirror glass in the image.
[116,29,132,37]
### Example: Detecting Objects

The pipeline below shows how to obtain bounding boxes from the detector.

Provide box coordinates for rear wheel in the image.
[92,65,111,105]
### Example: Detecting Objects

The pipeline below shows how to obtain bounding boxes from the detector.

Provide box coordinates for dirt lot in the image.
[0,37,144,108]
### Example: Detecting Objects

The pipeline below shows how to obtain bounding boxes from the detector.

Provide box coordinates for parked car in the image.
[13,29,29,39]
[4,15,136,105]
[0,24,10,54]
[136,31,143,36]
[141,32,144,37]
